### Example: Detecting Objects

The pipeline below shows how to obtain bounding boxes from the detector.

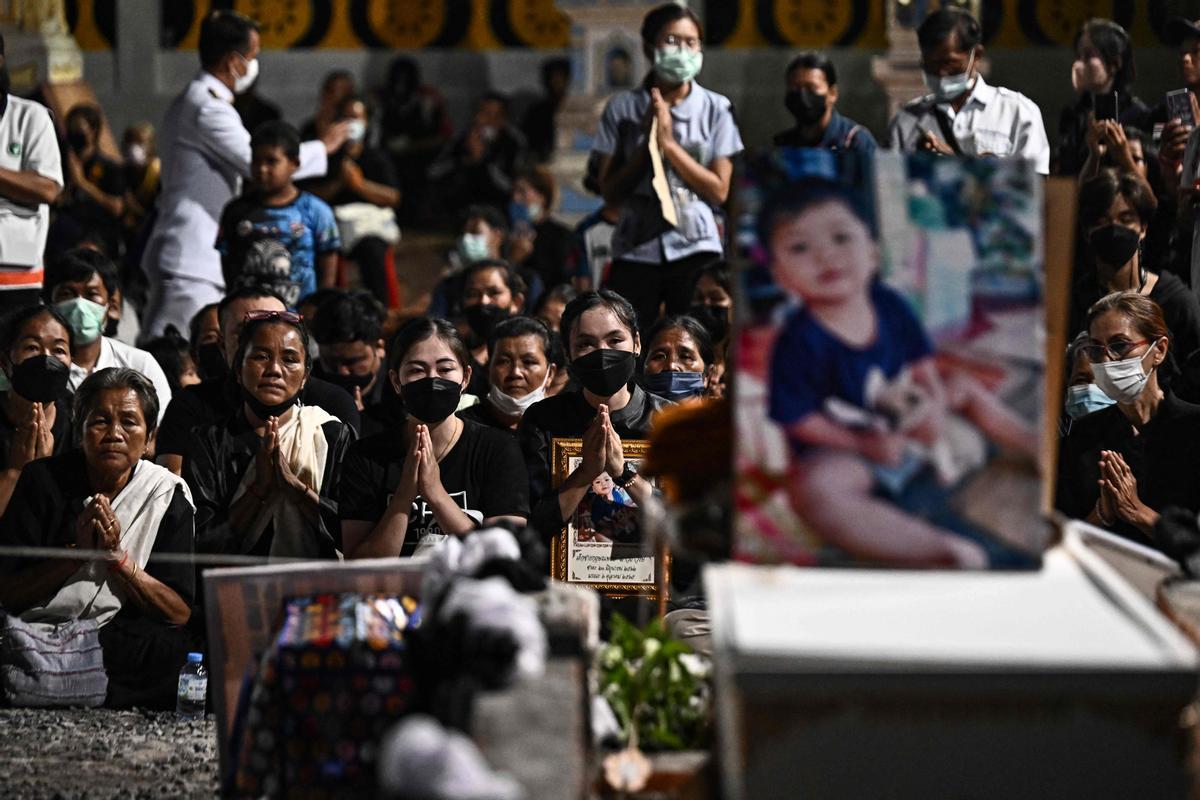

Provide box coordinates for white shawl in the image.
[21,460,194,631]
[231,404,339,559]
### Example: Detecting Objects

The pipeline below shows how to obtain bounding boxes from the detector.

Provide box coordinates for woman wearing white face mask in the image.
[459,316,557,433]
[301,94,402,308]
[590,3,744,331]
[1056,292,1200,545]
[1055,18,1150,177]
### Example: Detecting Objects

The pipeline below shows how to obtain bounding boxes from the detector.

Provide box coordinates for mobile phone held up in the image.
[1167,89,1196,128]
[1094,92,1119,122]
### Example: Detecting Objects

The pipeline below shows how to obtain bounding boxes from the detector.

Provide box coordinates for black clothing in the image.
[518,384,671,539]
[0,391,72,467]
[1054,92,1151,176]
[339,418,529,556]
[0,452,196,709]
[604,252,715,333]
[327,146,399,207]
[520,96,561,163]
[457,399,517,434]
[234,91,282,137]
[157,373,361,457]
[520,218,575,289]
[466,354,490,400]
[52,151,127,257]
[184,411,354,559]
[1056,392,1200,545]
[427,125,528,215]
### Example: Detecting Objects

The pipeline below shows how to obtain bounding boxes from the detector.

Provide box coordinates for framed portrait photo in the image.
[550,438,669,600]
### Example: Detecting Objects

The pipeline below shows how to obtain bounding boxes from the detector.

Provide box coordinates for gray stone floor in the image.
[0,709,218,798]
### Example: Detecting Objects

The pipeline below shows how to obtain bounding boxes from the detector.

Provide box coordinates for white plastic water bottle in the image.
[176,652,207,720]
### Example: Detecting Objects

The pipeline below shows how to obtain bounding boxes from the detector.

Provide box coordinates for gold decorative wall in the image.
[58,0,1184,51]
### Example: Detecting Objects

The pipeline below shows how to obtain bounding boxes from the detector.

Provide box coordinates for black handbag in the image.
[0,613,108,708]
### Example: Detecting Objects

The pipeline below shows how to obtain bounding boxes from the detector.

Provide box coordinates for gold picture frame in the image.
[550,438,670,600]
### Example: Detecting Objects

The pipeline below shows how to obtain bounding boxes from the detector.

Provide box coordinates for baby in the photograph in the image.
[764,180,1037,568]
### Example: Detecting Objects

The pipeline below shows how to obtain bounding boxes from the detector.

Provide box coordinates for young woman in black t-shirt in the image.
[341,318,529,557]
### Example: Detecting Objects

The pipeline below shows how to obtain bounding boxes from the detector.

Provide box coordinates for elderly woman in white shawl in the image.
[0,368,196,709]
[185,310,354,562]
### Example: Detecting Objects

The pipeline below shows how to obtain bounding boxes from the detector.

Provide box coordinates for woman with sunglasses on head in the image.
[1057,292,1200,545]
[590,3,744,331]
[340,318,528,559]
[1070,171,1200,379]
[184,310,355,560]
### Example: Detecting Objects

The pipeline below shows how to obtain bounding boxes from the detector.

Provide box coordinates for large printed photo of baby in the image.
[735,150,1046,569]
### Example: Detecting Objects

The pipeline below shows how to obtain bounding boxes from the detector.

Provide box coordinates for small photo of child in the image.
[216,120,341,308]
[735,151,1045,570]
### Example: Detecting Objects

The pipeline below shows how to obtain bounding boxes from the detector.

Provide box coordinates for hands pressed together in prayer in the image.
[9,403,54,471]
[579,404,626,484]
[252,416,308,500]
[1094,449,1160,535]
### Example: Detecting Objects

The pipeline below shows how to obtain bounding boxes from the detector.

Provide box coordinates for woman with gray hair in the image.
[0,367,196,708]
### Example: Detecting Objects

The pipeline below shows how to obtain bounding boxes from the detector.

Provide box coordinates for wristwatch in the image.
[613,461,638,488]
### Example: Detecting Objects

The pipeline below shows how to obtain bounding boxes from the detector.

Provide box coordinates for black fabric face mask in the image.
[241,384,301,421]
[315,362,375,393]
[9,355,70,403]
[1088,224,1140,268]
[67,130,90,153]
[465,303,510,341]
[400,376,462,424]
[0,65,10,117]
[785,88,827,125]
[687,303,730,345]
[195,343,228,383]
[571,349,636,397]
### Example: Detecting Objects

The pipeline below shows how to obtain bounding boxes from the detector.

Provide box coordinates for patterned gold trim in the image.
[549,438,670,601]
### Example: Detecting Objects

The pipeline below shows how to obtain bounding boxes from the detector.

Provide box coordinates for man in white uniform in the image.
[0,32,64,310]
[886,7,1050,176]
[140,11,347,340]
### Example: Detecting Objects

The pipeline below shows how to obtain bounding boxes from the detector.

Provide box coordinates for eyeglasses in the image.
[244,310,303,325]
[660,33,702,51]
[1080,338,1151,363]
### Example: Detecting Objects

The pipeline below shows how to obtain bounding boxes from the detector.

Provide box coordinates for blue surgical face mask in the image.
[924,49,976,103]
[654,47,703,85]
[54,297,108,345]
[459,232,491,263]
[507,200,542,226]
[1064,383,1116,420]
[644,370,705,401]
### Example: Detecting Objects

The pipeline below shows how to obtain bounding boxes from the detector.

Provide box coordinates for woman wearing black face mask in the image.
[460,260,527,401]
[0,305,75,517]
[519,290,672,544]
[340,318,529,558]
[1069,171,1200,389]
[184,312,355,560]
[771,51,876,154]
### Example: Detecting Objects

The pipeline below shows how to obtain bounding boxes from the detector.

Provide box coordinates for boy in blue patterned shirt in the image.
[216,121,340,308]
